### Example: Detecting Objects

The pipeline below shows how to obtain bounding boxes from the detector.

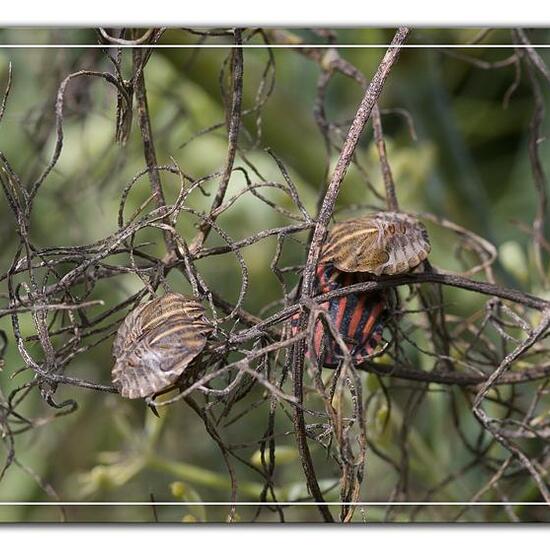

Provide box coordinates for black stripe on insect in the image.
[291,263,387,366]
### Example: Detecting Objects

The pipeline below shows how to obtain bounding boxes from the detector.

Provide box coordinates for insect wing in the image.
[321,212,430,275]
[112,293,212,399]
[321,218,387,273]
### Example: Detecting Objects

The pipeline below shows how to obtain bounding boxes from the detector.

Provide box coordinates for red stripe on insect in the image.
[362,300,384,342]
[291,263,387,366]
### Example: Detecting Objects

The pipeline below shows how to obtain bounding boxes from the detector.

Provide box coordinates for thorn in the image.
[146,398,160,417]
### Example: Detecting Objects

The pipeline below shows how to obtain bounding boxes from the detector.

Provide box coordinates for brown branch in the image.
[515,29,550,289]
[190,29,244,253]
[472,309,550,503]
[0,61,12,127]
[290,27,410,523]
[349,359,550,388]
[133,47,177,256]
[322,270,550,312]
[372,105,399,211]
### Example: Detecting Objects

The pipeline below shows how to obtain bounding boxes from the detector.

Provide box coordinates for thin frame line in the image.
[0,44,548,49]
[0,502,548,506]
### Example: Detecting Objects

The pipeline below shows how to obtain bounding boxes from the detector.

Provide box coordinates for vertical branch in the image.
[0,61,13,127]
[515,29,550,289]
[133,47,177,257]
[291,28,410,523]
[525,58,549,288]
[190,29,243,253]
[372,105,399,211]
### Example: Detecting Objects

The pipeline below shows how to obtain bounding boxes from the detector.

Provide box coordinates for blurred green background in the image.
[1,28,550,522]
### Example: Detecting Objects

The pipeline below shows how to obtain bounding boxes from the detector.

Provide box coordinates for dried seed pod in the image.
[320,211,431,275]
[291,264,387,365]
[112,292,212,399]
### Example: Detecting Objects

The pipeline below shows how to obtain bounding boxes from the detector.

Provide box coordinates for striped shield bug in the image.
[321,211,431,275]
[112,292,213,399]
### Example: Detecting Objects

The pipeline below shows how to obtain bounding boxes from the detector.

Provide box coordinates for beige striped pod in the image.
[112,292,213,399]
[320,212,431,275]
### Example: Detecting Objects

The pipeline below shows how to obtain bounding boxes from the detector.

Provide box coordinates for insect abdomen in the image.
[292,264,386,366]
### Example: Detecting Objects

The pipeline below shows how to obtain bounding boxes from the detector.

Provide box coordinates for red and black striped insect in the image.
[292,263,387,366]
